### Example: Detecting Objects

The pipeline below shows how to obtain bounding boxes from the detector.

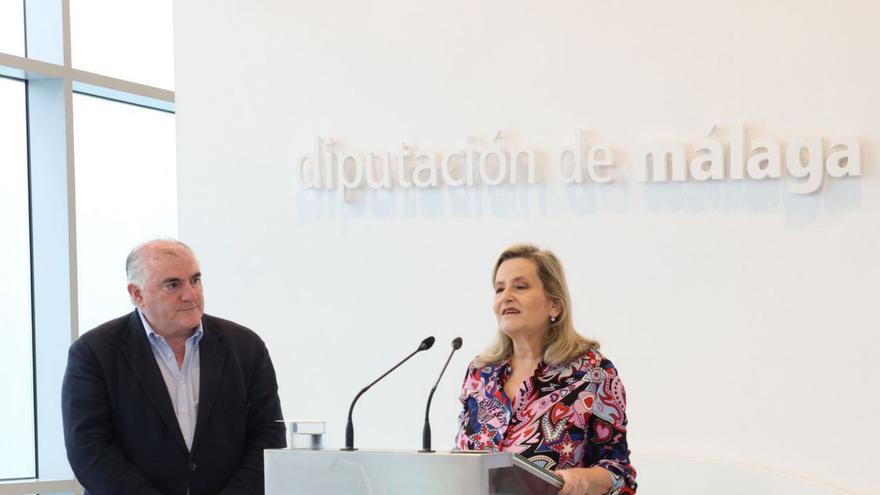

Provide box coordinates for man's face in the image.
[128,245,204,338]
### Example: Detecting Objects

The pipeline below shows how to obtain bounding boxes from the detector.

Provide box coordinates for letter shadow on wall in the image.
[639,176,861,223]
[296,189,332,221]
[721,179,780,214]
[643,180,729,213]
[295,183,549,221]
[485,183,548,218]
[644,179,783,214]
[402,187,444,219]
[565,181,628,215]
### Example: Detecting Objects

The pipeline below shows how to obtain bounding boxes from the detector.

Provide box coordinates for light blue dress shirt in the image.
[139,310,203,451]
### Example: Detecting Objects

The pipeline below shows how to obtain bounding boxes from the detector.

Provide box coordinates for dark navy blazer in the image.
[62,311,286,495]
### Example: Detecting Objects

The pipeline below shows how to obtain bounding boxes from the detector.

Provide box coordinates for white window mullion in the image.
[24,0,76,481]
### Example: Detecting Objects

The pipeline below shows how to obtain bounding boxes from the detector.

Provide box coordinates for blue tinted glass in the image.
[0,77,36,480]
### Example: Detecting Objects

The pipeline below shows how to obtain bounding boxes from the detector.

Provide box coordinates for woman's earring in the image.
[550,315,557,323]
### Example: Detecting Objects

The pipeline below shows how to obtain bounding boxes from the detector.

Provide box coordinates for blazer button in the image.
[188,462,197,472]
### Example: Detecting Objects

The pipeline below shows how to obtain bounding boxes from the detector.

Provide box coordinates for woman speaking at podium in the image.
[455,244,637,495]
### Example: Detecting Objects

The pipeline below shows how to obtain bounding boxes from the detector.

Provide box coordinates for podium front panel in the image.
[265,449,511,495]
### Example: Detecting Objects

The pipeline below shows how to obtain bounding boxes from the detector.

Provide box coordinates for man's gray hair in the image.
[126,239,195,287]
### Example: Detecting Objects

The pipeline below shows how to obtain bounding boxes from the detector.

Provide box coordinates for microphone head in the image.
[451,337,463,350]
[419,336,436,351]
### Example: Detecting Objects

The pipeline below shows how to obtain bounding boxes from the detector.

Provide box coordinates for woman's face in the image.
[493,257,558,339]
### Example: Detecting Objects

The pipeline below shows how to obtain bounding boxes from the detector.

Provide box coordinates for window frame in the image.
[0,0,175,491]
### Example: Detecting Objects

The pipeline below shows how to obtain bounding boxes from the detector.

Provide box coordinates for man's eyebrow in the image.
[161,277,182,285]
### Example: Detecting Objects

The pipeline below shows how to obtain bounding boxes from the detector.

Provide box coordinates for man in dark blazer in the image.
[62,239,286,495]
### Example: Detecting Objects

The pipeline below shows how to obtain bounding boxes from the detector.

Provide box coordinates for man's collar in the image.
[137,308,204,341]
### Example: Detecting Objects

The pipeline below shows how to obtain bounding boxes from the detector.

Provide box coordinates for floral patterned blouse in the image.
[455,348,637,494]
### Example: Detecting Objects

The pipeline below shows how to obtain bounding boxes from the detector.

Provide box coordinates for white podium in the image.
[265,449,560,495]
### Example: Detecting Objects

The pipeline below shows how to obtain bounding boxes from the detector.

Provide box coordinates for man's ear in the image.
[127,283,143,307]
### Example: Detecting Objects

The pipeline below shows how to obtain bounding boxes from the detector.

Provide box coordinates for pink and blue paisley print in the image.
[455,349,637,494]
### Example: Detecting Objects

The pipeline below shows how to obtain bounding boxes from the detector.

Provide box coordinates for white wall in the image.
[174,1,879,493]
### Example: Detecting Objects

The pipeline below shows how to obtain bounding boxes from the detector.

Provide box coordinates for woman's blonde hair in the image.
[476,243,599,366]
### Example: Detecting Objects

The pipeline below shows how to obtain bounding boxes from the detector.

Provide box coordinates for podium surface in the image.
[265,449,559,495]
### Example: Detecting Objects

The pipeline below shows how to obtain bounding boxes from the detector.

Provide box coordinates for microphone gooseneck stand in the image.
[342,336,436,451]
[420,336,463,453]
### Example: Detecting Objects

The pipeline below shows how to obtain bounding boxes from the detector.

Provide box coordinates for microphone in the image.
[420,336,463,453]
[342,336,435,451]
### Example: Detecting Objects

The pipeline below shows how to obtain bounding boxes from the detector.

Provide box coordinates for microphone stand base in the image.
[340,447,358,451]
[418,449,435,453]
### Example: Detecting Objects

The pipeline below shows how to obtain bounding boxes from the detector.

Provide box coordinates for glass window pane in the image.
[0,77,36,479]
[0,0,26,56]
[70,0,174,89]
[73,94,177,332]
